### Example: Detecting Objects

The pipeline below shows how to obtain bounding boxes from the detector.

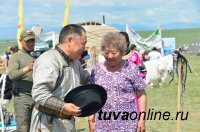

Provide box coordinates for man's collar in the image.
[55,45,73,64]
[21,48,31,54]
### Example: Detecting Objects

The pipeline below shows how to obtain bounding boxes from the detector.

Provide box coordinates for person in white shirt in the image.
[148,47,162,61]
[147,47,162,88]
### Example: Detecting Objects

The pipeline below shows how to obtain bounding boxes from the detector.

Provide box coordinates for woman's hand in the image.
[136,90,147,132]
[88,115,95,132]
[137,120,145,132]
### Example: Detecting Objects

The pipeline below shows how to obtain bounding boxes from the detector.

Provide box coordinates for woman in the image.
[128,44,147,79]
[139,49,148,62]
[88,32,147,132]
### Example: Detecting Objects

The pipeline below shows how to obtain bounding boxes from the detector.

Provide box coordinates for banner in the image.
[126,24,142,44]
[126,25,152,51]
[34,32,56,51]
[162,38,176,55]
[30,32,55,58]
[142,26,162,49]
[63,0,70,26]
[17,0,24,49]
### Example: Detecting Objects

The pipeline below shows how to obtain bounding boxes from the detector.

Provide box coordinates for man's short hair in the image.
[59,24,86,43]
[152,47,157,51]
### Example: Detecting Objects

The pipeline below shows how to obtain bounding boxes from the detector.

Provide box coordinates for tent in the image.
[79,21,119,48]
[79,21,120,66]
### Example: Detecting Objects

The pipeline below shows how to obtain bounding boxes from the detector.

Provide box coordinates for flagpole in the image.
[159,24,162,38]
[63,0,70,26]
[17,0,24,50]
[159,24,165,55]
[176,58,182,132]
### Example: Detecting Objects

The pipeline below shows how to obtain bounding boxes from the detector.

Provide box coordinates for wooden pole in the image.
[176,59,182,132]
[94,47,97,65]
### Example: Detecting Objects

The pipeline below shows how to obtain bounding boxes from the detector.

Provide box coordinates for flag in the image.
[63,0,70,26]
[126,24,151,51]
[126,24,142,44]
[144,26,162,48]
[17,0,24,49]
[137,41,152,51]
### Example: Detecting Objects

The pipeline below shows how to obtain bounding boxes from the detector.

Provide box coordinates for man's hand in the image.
[63,103,81,116]
[23,63,33,74]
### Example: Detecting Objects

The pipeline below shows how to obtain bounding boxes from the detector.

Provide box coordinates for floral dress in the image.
[90,60,146,132]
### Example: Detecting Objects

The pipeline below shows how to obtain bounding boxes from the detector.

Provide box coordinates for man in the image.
[30,24,89,132]
[147,47,162,61]
[8,29,35,132]
[2,46,19,104]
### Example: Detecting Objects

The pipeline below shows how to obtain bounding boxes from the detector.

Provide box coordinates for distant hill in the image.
[139,28,200,46]
[111,24,200,46]
[1,28,200,54]
[0,40,17,55]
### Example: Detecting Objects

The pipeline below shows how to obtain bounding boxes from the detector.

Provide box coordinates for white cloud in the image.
[1,0,200,39]
[73,0,115,7]
[126,18,137,23]
[145,8,157,17]
[0,1,18,26]
[178,8,200,23]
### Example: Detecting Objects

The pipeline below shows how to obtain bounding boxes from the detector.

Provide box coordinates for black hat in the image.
[64,84,107,117]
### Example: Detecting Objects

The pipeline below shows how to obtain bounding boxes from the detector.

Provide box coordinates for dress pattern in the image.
[90,60,146,132]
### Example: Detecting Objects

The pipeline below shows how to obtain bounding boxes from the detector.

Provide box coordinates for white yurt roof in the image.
[78,21,120,48]
[54,21,120,50]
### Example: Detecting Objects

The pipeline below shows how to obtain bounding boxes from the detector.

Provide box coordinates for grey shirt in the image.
[30,49,89,132]
[8,48,34,93]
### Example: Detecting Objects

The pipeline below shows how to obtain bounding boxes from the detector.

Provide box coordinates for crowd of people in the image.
[0,24,166,132]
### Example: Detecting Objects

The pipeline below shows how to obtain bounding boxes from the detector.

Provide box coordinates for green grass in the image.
[0,40,17,55]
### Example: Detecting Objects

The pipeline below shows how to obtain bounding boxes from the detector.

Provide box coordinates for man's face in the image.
[21,38,35,52]
[69,31,87,60]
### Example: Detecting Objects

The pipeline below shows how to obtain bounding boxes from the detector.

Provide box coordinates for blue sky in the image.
[1,0,200,39]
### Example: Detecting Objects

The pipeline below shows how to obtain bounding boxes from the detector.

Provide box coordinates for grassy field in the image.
[74,54,200,132]
[0,40,16,55]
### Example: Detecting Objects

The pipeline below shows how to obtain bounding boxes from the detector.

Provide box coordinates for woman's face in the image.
[103,45,122,67]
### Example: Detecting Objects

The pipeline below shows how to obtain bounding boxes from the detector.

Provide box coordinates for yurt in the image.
[78,21,119,66]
